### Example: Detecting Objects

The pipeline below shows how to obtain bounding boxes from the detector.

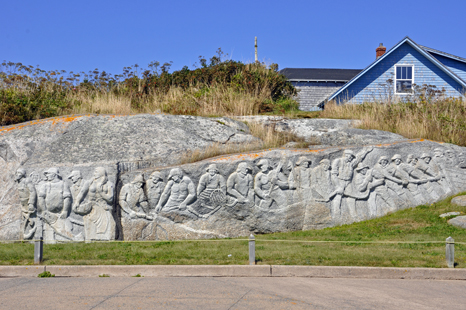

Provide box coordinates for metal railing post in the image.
[34,237,43,264]
[446,236,454,268]
[249,234,255,265]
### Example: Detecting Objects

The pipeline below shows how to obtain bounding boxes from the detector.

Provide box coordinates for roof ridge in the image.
[419,45,466,64]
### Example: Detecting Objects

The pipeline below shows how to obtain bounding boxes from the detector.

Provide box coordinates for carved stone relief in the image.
[14,168,38,240]
[72,167,116,241]
[13,141,466,242]
[13,166,116,242]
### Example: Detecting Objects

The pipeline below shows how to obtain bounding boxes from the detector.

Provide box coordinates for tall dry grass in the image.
[70,85,271,116]
[321,98,466,146]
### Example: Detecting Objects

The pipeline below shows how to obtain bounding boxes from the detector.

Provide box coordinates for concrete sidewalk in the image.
[1,265,466,280]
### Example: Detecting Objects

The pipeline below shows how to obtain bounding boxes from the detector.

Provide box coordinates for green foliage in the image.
[0,51,298,124]
[38,271,55,278]
[0,88,75,125]
[99,274,110,277]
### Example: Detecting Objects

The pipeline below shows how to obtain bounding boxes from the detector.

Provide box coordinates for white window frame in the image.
[394,64,414,95]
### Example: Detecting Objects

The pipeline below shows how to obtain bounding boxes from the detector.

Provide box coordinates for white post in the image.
[446,236,454,268]
[249,234,255,265]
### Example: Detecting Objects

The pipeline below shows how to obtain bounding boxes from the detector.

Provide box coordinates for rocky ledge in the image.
[1,114,465,243]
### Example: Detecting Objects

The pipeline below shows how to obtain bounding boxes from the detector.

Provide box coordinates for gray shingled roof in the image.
[279,68,362,81]
[420,45,466,64]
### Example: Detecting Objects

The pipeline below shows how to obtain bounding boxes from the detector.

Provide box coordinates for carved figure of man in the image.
[68,170,83,203]
[156,168,196,213]
[294,157,311,191]
[444,149,457,168]
[15,168,38,240]
[369,156,397,216]
[311,159,334,201]
[405,154,434,202]
[353,163,384,196]
[416,153,444,200]
[384,154,412,205]
[119,174,151,220]
[197,164,227,208]
[73,167,116,241]
[432,148,453,194]
[254,159,288,209]
[227,162,254,205]
[146,171,164,211]
[444,150,466,191]
[38,168,73,241]
[331,147,372,219]
[389,154,424,205]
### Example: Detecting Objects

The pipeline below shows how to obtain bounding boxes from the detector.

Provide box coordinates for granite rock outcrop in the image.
[2,114,466,242]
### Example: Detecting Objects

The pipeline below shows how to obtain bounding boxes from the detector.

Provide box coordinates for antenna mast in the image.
[255,37,258,63]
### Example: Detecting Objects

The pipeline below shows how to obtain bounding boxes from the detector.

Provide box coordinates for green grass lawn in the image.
[2,194,466,268]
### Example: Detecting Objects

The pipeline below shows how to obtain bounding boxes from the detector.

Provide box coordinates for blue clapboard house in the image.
[282,37,466,111]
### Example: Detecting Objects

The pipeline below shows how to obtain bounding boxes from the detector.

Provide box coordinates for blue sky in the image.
[2,0,465,75]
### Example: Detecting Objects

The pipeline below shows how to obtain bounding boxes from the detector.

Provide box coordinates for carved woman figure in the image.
[73,167,116,241]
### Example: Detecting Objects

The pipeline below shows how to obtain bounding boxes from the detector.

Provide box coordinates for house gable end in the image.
[331,41,466,104]
[327,37,466,105]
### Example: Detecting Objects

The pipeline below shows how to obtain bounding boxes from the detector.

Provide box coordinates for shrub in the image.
[0,51,298,125]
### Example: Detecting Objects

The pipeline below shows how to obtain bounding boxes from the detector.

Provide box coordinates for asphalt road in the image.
[0,277,465,309]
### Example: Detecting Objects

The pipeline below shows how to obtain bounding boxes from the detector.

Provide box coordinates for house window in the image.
[395,65,413,94]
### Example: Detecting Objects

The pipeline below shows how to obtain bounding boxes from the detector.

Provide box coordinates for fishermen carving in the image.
[254,159,288,209]
[227,162,254,206]
[369,156,397,216]
[146,171,164,212]
[311,159,336,202]
[197,164,227,207]
[119,174,153,220]
[15,168,38,240]
[331,147,372,219]
[416,153,444,200]
[38,168,74,241]
[13,144,466,243]
[156,168,196,213]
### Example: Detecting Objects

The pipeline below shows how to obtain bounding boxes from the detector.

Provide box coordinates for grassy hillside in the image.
[0,52,299,126]
[2,193,465,267]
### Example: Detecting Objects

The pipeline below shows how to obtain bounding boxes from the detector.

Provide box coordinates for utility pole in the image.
[255,37,258,63]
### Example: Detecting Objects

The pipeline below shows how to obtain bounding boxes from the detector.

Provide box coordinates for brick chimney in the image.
[376,43,386,59]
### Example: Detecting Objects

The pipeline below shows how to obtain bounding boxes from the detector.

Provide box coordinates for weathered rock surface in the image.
[448,216,466,229]
[2,114,466,242]
[237,116,406,146]
[451,195,466,206]
[0,114,257,240]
